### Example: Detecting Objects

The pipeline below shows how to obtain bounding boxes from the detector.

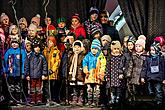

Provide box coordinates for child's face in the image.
[19,23,26,30]
[45,18,51,25]
[161,45,165,52]
[48,40,54,48]
[31,21,38,27]
[103,50,108,56]
[11,27,18,35]
[11,42,19,49]
[91,48,98,55]
[25,43,32,52]
[111,48,120,55]
[71,18,79,27]
[90,13,98,21]
[34,46,40,53]
[100,14,108,24]
[74,45,81,53]
[101,39,108,46]
[127,42,134,51]
[2,18,9,25]
[58,22,66,28]
[28,29,36,38]
[94,32,101,39]
[135,44,143,53]
[150,46,156,55]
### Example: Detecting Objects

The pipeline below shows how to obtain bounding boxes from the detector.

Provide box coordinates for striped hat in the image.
[91,39,101,50]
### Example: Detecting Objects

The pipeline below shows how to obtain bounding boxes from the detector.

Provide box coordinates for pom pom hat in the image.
[91,39,101,50]
[135,35,146,49]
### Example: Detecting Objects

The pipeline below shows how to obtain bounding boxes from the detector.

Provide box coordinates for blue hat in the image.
[91,39,101,50]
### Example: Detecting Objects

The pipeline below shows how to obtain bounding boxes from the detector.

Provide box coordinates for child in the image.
[108,41,124,104]
[19,17,28,40]
[83,39,106,107]
[24,39,47,105]
[127,35,147,100]
[84,7,103,41]
[27,24,38,42]
[43,36,61,104]
[68,40,85,106]
[141,43,165,104]
[70,14,86,40]
[122,36,129,53]
[3,38,26,105]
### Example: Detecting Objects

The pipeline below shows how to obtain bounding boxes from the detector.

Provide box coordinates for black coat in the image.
[141,55,165,82]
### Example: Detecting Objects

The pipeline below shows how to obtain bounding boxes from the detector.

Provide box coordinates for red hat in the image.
[48,25,56,31]
[154,36,164,46]
[72,13,80,21]
[48,36,56,45]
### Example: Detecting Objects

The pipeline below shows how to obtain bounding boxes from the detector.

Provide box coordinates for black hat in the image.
[32,38,41,48]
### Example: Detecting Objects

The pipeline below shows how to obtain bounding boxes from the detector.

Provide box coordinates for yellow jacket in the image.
[43,46,61,80]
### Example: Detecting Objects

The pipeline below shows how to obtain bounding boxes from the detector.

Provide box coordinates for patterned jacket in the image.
[83,51,106,84]
[43,46,61,80]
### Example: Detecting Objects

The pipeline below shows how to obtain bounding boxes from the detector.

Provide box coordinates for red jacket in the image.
[70,24,86,40]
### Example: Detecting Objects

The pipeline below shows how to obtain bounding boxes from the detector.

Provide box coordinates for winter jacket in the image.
[141,56,165,82]
[84,19,102,41]
[68,52,86,82]
[43,46,61,80]
[127,52,147,85]
[4,48,27,77]
[24,52,47,79]
[70,24,86,40]
[83,51,106,84]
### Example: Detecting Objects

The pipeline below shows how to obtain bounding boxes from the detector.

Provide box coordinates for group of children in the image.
[0,7,165,108]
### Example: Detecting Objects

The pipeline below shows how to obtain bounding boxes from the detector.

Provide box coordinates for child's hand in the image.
[42,75,46,80]
[163,80,165,84]
[141,78,145,83]
[26,76,30,81]
[119,74,124,79]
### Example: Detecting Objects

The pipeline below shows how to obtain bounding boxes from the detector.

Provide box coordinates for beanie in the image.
[19,17,28,27]
[135,35,146,49]
[127,35,136,44]
[111,41,122,51]
[72,40,84,52]
[9,25,18,34]
[48,36,57,45]
[0,13,9,23]
[31,14,40,26]
[25,38,31,45]
[154,36,165,46]
[151,42,161,55]
[91,39,101,50]
[89,7,99,15]
[11,37,20,44]
[72,13,80,21]
[28,23,37,32]
[101,35,111,43]
[57,17,66,24]
[91,27,103,37]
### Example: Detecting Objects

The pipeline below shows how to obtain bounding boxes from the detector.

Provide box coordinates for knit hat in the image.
[31,14,40,26]
[48,36,57,45]
[89,7,99,15]
[151,42,161,55]
[101,35,111,43]
[91,27,103,37]
[135,35,146,49]
[25,38,31,45]
[11,37,20,44]
[71,13,80,21]
[72,40,84,52]
[0,13,9,23]
[91,39,101,50]
[0,33,5,42]
[57,17,66,24]
[28,23,37,31]
[154,36,165,46]
[127,35,136,44]
[32,38,41,48]
[111,41,122,51]
[9,25,18,34]
[19,17,28,27]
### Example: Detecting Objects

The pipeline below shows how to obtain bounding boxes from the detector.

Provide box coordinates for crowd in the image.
[0,7,165,108]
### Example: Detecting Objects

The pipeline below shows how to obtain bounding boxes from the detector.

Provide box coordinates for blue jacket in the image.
[141,56,165,81]
[24,52,47,79]
[4,48,26,77]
